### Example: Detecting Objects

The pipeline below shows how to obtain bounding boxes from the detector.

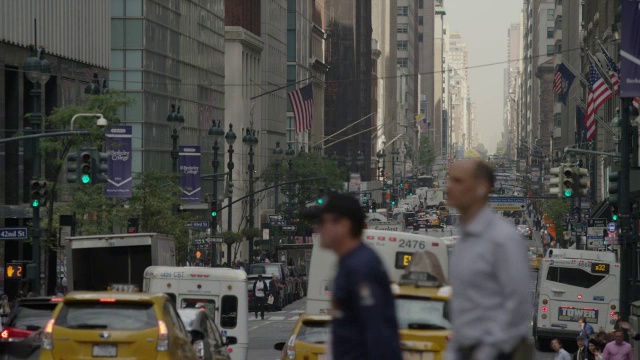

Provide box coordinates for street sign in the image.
[211,237,223,243]
[0,227,28,240]
[608,222,617,233]
[282,225,297,232]
[488,197,528,211]
[587,218,607,240]
[186,221,210,229]
[269,215,284,221]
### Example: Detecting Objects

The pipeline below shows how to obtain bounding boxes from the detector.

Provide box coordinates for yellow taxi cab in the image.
[39,291,198,360]
[437,206,450,217]
[274,314,331,360]
[392,250,452,360]
[528,248,543,271]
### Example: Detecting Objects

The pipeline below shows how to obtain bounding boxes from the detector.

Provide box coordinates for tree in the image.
[414,135,436,175]
[39,91,133,293]
[464,147,481,159]
[541,199,571,248]
[496,140,507,157]
[221,232,243,264]
[475,143,488,157]
[241,227,262,262]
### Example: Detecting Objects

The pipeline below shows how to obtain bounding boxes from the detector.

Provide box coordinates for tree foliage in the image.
[541,198,571,248]
[414,136,436,175]
[495,139,507,157]
[464,147,481,159]
[475,143,488,157]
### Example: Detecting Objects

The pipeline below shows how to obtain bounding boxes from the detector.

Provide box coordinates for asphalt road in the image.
[248,298,306,360]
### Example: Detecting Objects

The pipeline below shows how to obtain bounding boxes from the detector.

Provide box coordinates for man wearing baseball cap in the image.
[304,193,402,360]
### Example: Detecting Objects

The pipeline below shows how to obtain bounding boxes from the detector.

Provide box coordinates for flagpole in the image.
[558,55,588,86]
[574,97,615,136]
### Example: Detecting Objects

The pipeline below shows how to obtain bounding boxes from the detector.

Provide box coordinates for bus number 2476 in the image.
[399,239,426,249]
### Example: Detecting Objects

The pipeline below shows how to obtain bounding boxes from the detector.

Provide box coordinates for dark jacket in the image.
[268,279,279,295]
[572,346,594,360]
[252,279,268,297]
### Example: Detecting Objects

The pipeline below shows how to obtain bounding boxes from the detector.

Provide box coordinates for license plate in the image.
[93,344,117,357]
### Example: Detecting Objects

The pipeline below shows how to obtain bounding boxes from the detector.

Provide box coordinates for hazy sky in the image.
[444,0,523,154]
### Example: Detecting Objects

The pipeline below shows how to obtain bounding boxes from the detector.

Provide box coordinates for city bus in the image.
[416,175,434,188]
[533,249,620,350]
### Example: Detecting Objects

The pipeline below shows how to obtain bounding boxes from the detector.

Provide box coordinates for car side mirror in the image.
[190,329,205,344]
[226,336,238,345]
[274,342,286,351]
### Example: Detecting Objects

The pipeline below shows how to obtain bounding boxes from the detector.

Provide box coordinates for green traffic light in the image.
[211,211,217,217]
[613,214,618,221]
[563,189,572,197]
[81,174,91,184]
[31,199,39,207]
[317,198,324,204]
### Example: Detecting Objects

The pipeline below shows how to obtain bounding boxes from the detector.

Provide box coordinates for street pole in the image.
[619,98,633,321]
[171,129,179,174]
[288,159,293,244]
[224,124,236,265]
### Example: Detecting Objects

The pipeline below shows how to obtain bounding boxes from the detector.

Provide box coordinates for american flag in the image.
[585,61,613,141]
[600,45,620,93]
[553,71,563,93]
[287,84,314,133]
[634,97,639,110]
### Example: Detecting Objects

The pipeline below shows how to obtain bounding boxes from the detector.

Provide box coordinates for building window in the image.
[397,40,408,51]
[397,23,408,33]
[547,45,554,56]
[554,113,562,127]
[397,58,408,67]
[555,15,562,29]
[419,0,424,9]
[287,116,295,146]
[418,33,424,42]
[418,16,423,26]
[397,6,408,16]
[547,8,554,21]
[547,27,554,38]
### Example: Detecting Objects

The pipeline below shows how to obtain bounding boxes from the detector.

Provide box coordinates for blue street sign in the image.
[186,221,210,229]
[608,222,617,233]
[0,228,28,240]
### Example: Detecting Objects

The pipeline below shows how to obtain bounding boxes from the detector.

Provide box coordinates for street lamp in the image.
[167,104,185,174]
[273,141,284,213]
[377,149,387,205]
[208,119,224,236]
[285,144,295,244]
[242,127,259,262]
[224,123,236,264]
[84,72,109,95]
[23,44,51,296]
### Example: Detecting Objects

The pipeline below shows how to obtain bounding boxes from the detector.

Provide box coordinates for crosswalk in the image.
[249,309,305,322]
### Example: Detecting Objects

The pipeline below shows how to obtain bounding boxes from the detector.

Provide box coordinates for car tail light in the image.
[193,339,205,359]
[41,319,55,350]
[285,335,297,359]
[157,320,169,351]
[1,327,32,341]
[446,334,454,342]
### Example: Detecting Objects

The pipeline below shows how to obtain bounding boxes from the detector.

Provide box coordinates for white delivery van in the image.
[143,266,248,360]
[533,249,619,350]
[306,230,450,315]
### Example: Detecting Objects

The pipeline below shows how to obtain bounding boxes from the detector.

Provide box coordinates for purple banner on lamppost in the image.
[620,1,640,97]
[179,146,201,203]
[105,125,133,198]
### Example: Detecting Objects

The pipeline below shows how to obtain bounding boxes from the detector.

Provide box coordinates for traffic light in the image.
[30,180,48,207]
[561,165,575,197]
[80,151,92,184]
[612,207,619,221]
[210,200,218,218]
[363,193,368,201]
[227,181,234,197]
[5,263,25,279]
[66,151,79,183]
[549,165,564,198]
[572,167,589,197]
[317,187,325,204]
[371,200,378,212]
[92,151,109,184]
[608,171,619,205]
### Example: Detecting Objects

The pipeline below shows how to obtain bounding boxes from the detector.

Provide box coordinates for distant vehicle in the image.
[144,266,248,360]
[416,175,434,188]
[66,233,176,292]
[533,249,620,351]
[177,308,233,360]
[0,297,62,359]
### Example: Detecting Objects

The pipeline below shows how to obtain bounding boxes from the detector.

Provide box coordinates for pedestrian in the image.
[252,274,268,320]
[0,295,10,326]
[446,160,531,360]
[579,317,595,341]
[589,340,604,360]
[304,193,402,360]
[573,336,593,360]
[552,338,572,360]
[601,330,633,360]
[268,274,280,312]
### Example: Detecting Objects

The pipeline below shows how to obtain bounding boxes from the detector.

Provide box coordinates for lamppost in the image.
[224,124,236,264]
[273,142,284,214]
[242,127,258,262]
[208,119,224,238]
[24,44,51,295]
[84,72,109,95]
[285,144,296,244]
[167,104,185,174]
[377,149,387,205]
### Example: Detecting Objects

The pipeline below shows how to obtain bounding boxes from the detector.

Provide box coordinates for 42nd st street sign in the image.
[0,228,28,240]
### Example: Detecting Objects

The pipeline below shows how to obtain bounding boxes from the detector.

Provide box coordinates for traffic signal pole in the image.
[619,98,633,321]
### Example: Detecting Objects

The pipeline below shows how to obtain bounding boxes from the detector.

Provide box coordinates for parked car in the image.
[177,308,233,360]
[0,297,63,359]
[249,263,294,305]
[516,224,532,239]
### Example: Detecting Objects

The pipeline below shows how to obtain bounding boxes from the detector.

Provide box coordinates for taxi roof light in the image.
[99,298,117,303]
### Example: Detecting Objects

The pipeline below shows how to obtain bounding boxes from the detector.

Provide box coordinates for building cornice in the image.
[225,26,264,52]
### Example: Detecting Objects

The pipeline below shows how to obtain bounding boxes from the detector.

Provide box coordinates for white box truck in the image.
[65,233,176,292]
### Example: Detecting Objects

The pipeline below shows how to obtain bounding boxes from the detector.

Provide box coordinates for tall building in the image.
[447,32,471,152]
[433,2,447,157]
[324,0,373,180]
[504,22,521,159]
[419,0,438,156]
[371,0,398,177]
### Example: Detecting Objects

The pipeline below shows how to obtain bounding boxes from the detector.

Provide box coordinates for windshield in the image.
[10,303,59,331]
[250,264,281,277]
[180,298,216,319]
[296,320,330,344]
[176,309,201,331]
[55,302,157,330]
[395,297,451,330]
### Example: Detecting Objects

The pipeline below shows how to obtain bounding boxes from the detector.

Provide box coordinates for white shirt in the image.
[448,207,531,359]
[555,348,571,360]
[255,280,266,297]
